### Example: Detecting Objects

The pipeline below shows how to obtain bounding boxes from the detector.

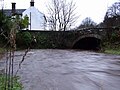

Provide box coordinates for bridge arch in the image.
[72,34,101,50]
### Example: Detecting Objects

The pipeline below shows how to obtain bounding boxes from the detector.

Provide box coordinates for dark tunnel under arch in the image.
[72,37,101,50]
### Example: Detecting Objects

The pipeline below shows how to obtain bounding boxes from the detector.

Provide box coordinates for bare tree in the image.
[106,2,120,18]
[103,2,120,41]
[77,17,97,29]
[47,0,77,31]
[104,2,120,28]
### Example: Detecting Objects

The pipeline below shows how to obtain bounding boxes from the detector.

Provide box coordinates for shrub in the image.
[16,31,32,48]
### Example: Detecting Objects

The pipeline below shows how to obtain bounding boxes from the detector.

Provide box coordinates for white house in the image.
[22,0,47,30]
[3,0,47,30]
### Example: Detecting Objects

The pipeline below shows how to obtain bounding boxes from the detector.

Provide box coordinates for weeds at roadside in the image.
[0,75,23,90]
[0,14,30,90]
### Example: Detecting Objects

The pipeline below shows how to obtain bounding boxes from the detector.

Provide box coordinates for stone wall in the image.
[18,28,107,49]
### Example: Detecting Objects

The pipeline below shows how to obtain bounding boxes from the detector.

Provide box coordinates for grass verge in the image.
[0,75,23,90]
[104,48,120,55]
[0,48,5,53]
[0,48,5,60]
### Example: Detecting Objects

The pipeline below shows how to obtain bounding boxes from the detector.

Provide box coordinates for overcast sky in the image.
[0,0,120,25]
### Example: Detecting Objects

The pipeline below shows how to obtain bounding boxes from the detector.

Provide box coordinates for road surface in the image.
[1,49,120,90]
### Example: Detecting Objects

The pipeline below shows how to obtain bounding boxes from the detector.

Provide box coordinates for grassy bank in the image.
[0,75,23,90]
[0,48,5,53]
[101,41,120,55]
[104,48,120,55]
[0,48,23,90]
[0,48,5,60]
[103,43,120,55]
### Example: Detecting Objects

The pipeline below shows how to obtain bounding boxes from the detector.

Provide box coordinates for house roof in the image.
[2,9,26,16]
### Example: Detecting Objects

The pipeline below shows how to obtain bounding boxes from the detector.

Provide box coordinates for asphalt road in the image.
[2,49,120,90]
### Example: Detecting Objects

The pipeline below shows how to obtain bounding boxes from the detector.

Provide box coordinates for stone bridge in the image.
[21,28,118,50]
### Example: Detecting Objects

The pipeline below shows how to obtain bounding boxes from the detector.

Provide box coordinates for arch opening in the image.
[72,37,101,50]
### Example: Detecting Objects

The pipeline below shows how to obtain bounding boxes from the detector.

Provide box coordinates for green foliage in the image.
[104,49,120,55]
[0,12,12,46]
[20,15,29,29]
[17,31,66,49]
[0,11,6,28]
[22,32,32,46]
[36,33,55,48]
[17,32,54,49]
[0,11,11,33]
[11,15,29,30]
[16,32,32,48]
[0,75,23,90]
[110,32,119,42]
[0,12,29,47]
[0,48,5,53]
